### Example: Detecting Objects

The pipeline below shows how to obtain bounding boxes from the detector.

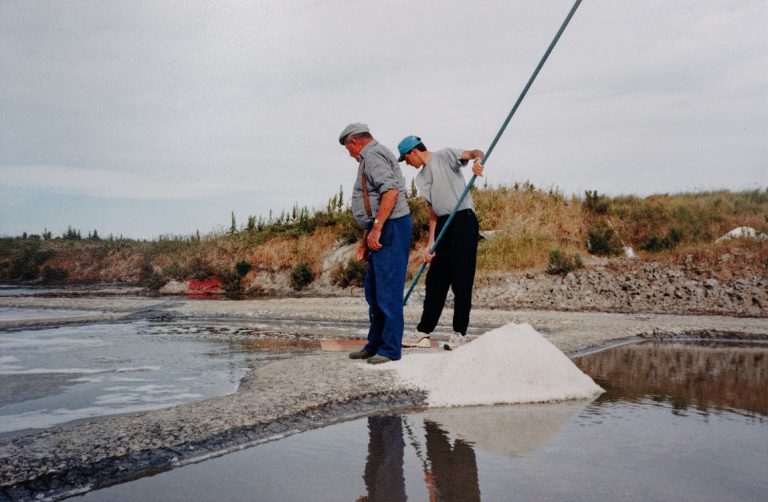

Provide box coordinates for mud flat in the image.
[1,296,767,500]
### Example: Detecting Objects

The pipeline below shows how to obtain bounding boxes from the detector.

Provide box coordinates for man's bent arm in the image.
[460,149,484,161]
[366,189,400,251]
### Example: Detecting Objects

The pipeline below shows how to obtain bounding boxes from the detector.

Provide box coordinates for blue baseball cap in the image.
[397,135,421,162]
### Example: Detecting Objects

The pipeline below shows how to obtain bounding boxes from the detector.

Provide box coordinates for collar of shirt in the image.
[357,139,379,162]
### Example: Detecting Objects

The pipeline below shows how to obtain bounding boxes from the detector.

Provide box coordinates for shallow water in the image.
[0,285,70,297]
[0,284,138,297]
[0,321,322,434]
[0,307,102,321]
[78,341,768,501]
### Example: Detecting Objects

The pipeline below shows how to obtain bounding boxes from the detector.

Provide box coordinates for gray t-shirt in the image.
[351,140,410,229]
[415,148,474,217]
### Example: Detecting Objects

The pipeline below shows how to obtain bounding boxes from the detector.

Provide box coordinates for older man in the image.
[339,123,412,364]
[397,135,483,351]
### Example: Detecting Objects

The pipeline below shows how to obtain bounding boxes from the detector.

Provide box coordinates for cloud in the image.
[1,0,766,237]
[0,165,266,200]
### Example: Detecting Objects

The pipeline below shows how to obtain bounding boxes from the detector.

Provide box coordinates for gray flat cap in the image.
[338,122,370,144]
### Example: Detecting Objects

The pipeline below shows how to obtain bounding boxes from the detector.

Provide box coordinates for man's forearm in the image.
[427,206,437,246]
[374,189,399,224]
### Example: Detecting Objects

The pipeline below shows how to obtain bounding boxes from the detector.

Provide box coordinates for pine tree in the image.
[230,212,237,234]
[330,195,338,214]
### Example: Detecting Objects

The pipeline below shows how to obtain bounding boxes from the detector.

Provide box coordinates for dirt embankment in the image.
[7,238,768,317]
[249,242,768,318]
[474,252,768,317]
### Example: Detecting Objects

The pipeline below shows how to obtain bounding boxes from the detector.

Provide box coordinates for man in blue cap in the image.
[397,135,484,350]
[339,123,412,364]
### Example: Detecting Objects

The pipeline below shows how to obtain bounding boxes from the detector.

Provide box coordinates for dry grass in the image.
[474,185,587,273]
[606,190,768,248]
[2,187,765,285]
[245,227,337,273]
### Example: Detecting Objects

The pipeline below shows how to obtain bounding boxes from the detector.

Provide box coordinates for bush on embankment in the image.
[1,186,766,291]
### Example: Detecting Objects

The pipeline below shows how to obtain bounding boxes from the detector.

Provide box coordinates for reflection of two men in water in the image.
[358,415,480,502]
[356,402,586,501]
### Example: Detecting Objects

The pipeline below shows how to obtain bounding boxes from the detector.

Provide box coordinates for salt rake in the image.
[403,0,584,305]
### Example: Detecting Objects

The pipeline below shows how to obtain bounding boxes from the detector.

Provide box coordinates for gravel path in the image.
[1,296,766,500]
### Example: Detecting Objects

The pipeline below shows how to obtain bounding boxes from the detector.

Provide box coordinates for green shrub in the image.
[583,190,610,214]
[546,248,583,276]
[187,256,214,280]
[587,226,623,256]
[7,243,55,281]
[163,261,186,280]
[220,268,243,299]
[336,210,361,245]
[408,198,430,244]
[41,266,68,284]
[330,258,367,288]
[640,227,684,252]
[235,260,252,278]
[290,262,314,290]
[145,272,167,291]
[139,260,155,284]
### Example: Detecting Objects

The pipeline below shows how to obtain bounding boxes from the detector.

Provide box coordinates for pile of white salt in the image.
[373,322,603,407]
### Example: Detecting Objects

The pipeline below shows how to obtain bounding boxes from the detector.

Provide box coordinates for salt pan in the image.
[374,322,603,407]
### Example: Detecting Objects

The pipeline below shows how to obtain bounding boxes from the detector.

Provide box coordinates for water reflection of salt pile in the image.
[415,401,588,458]
[376,323,603,406]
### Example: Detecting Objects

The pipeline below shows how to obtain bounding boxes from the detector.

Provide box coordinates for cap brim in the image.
[397,153,406,162]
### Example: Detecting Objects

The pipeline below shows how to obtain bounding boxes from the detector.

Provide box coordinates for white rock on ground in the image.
[373,322,604,407]
[715,226,768,243]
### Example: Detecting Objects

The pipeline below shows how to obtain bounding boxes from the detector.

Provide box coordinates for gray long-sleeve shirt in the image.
[351,140,410,229]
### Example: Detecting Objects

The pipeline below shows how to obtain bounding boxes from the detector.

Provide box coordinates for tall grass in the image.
[475,183,587,272]
[2,186,765,284]
[605,190,768,249]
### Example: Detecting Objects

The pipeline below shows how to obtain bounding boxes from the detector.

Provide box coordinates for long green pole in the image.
[403,0,583,305]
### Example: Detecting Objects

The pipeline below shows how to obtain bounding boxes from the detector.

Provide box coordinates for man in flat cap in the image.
[396,135,484,351]
[339,123,412,364]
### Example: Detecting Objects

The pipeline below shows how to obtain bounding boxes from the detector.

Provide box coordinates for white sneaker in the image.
[402,330,431,348]
[443,332,466,351]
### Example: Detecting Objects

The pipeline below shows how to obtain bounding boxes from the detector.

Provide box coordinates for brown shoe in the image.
[367,355,393,365]
[349,348,372,359]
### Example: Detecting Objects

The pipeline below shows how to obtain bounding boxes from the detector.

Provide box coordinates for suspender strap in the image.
[361,165,372,219]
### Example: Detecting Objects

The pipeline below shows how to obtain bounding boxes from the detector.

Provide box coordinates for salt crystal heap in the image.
[381,322,603,407]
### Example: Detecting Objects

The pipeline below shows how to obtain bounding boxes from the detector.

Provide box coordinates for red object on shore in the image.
[186,275,224,296]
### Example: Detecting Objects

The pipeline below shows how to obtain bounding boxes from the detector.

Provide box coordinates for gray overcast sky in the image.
[1,0,766,239]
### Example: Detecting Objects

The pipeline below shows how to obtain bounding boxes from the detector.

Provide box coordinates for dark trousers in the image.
[362,415,406,501]
[424,420,481,502]
[364,214,412,360]
[417,209,479,336]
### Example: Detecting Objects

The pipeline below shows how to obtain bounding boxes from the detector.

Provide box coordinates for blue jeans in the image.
[364,214,412,360]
